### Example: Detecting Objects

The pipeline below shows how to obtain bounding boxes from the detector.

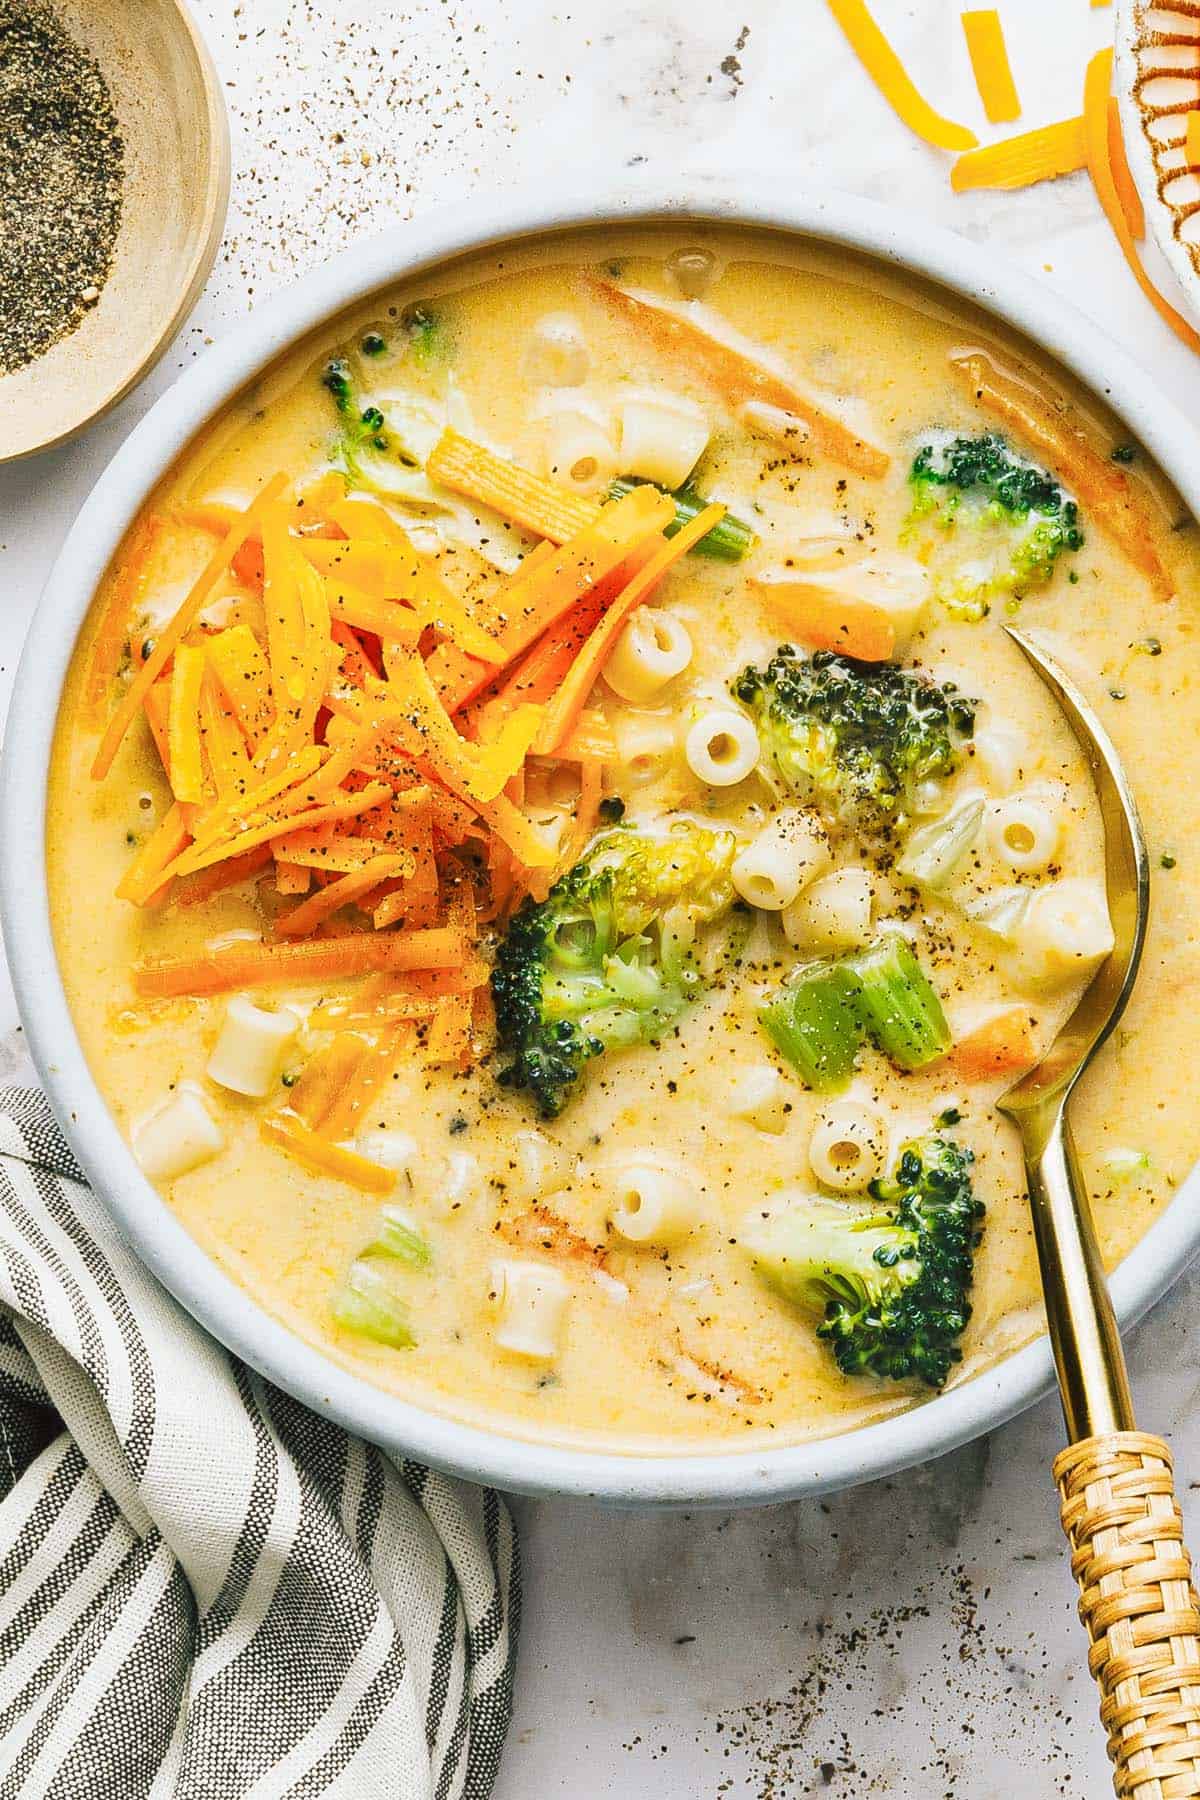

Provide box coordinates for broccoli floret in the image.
[321,354,423,492]
[732,645,975,838]
[747,1133,982,1388]
[904,431,1083,619]
[319,314,451,493]
[399,301,447,364]
[492,824,737,1116]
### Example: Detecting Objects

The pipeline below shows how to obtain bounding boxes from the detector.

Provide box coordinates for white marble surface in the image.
[5,2,1200,1793]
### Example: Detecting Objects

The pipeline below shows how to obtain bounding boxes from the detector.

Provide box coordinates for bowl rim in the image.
[1,0,232,466]
[7,175,1200,1506]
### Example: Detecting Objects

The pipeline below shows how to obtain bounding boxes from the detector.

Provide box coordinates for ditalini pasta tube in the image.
[523,311,589,387]
[684,710,760,786]
[986,791,1064,875]
[782,867,874,951]
[510,1128,575,1200]
[972,722,1026,793]
[489,1259,571,1360]
[612,710,679,784]
[732,807,831,911]
[617,389,710,488]
[604,1155,701,1247]
[601,608,693,702]
[206,994,299,1097]
[727,1065,792,1133]
[808,1100,888,1193]
[539,397,618,495]
[133,1086,225,1182]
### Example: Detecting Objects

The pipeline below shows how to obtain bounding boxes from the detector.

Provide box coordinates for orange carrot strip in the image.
[1189,111,1200,170]
[1108,97,1145,241]
[115,803,192,905]
[496,1201,610,1270]
[466,792,556,868]
[300,537,504,663]
[827,0,976,150]
[549,709,619,764]
[324,580,421,646]
[949,1007,1036,1080]
[536,503,724,754]
[566,757,604,868]
[750,573,896,662]
[320,1021,411,1139]
[426,427,599,542]
[950,350,1174,598]
[260,1115,395,1195]
[85,515,163,725]
[272,834,383,873]
[166,644,207,805]
[143,680,172,776]
[951,116,1087,193]
[176,843,274,904]
[588,280,890,478]
[206,624,274,749]
[92,474,288,780]
[323,505,506,660]
[363,792,440,928]
[960,11,1019,124]
[164,784,393,882]
[274,861,313,894]
[134,925,464,998]
[427,483,676,712]
[467,591,610,739]
[186,745,325,853]
[308,959,491,1027]
[262,504,307,709]
[326,495,409,543]
[198,668,252,804]
[380,653,545,805]
[295,470,347,521]
[275,855,413,937]
[1084,49,1200,357]
[287,1032,370,1132]
[423,995,472,1068]
[310,992,441,1030]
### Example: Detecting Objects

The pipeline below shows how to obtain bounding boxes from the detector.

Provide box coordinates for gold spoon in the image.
[999,627,1200,1798]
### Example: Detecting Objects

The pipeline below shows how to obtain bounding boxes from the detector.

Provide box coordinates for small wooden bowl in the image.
[0,0,230,464]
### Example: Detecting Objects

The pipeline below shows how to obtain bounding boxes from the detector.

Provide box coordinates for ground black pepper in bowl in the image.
[0,0,124,375]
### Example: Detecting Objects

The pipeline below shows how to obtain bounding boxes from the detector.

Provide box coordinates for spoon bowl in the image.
[0,0,230,464]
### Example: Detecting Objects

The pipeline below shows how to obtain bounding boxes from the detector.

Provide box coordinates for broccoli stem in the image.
[847,934,950,1071]
[758,961,864,1092]
[606,476,755,561]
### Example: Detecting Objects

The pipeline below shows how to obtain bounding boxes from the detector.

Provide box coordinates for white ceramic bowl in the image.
[6,180,1200,1507]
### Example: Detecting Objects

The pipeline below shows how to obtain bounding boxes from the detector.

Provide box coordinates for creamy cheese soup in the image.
[46,228,1200,1453]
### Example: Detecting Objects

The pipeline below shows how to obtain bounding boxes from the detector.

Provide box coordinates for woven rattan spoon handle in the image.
[1019,1108,1200,1798]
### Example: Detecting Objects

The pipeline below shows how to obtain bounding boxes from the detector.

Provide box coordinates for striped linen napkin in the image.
[0,1089,519,1798]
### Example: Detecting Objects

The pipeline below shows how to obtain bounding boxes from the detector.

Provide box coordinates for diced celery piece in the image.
[847,933,950,1071]
[332,1258,415,1348]
[369,1207,431,1267]
[758,960,864,1092]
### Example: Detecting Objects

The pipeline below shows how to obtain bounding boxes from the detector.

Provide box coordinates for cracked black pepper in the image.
[0,0,124,375]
